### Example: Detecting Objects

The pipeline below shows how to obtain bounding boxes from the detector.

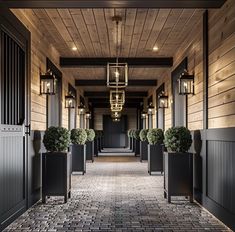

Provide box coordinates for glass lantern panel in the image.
[107,63,128,88]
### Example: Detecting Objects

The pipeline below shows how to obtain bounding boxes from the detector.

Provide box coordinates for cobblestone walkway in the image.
[5,157,230,232]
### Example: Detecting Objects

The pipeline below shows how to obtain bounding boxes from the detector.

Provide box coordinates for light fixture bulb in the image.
[72,46,78,51]
[153,46,159,51]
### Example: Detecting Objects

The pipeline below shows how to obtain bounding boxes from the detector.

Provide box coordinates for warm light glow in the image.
[153,46,159,51]
[72,46,78,51]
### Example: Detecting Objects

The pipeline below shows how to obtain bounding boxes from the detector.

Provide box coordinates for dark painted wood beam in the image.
[60,57,173,67]
[76,79,157,86]
[91,103,140,108]
[84,91,148,97]
[0,0,226,8]
[88,98,143,103]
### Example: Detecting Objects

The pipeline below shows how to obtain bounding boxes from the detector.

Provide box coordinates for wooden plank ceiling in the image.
[14,8,204,92]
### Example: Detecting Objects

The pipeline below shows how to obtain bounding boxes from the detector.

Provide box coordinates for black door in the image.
[103,115,127,148]
[0,9,30,230]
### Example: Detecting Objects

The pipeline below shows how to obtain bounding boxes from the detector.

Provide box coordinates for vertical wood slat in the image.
[1,31,25,125]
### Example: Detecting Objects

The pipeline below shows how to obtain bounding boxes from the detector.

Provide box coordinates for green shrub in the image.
[132,129,140,140]
[85,129,95,142]
[147,128,164,145]
[43,126,70,152]
[71,128,87,145]
[164,126,192,152]
[139,129,149,142]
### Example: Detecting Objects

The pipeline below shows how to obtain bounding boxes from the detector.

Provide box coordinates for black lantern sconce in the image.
[141,111,147,119]
[158,92,169,109]
[85,111,91,119]
[78,104,85,115]
[40,70,57,95]
[65,93,76,109]
[178,70,194,95]
[147,103,155,115]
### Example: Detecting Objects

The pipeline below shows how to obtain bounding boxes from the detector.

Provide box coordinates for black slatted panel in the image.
[1,31,25,125]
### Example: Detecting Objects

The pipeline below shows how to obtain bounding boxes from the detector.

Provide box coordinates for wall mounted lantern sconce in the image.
[178,70,194,95]
[85,111,91,119]
[65,93,76,108]
[147,103,155,115]
[78,104,85,115]
[40,70,56,95]
[141,111,147,119]
[158,93,169,109]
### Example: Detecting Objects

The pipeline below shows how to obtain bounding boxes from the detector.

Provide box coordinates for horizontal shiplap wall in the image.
[94,108,137,130]
[208,0,235,128]
[12,9,80,131]
[149,0,235,130]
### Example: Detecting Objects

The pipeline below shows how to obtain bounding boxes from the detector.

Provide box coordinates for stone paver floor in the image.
[4,156,231,232]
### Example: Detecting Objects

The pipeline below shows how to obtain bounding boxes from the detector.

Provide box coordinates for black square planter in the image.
[140,141,148,161]
[164,152,193,203]
[42,152,71,203]
[94,138,99,157]
[129,137,133,150]
[148,144,163,175]
[71,144,86,174]
[86,141,94,162]
[134,139,140,156]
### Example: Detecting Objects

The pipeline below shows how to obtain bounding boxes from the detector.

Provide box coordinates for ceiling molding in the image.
[84,91,148,98]
[1,0,226,8]
[75,79,157,86]
[60,57,173,68]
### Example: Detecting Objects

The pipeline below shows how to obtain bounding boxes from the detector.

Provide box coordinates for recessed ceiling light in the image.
[153,46,159,51]
[72,46,78,51]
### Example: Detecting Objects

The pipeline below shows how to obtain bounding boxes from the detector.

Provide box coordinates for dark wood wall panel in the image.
[207,140,235,214]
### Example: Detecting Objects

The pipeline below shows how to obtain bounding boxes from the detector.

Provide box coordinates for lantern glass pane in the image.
[40,76,56,95]
[179,75,194,95]
[65,96,76,108]
[107,63,128,88]
[110,89,125,104]
[158,96,168,108]
[78,105,85,115]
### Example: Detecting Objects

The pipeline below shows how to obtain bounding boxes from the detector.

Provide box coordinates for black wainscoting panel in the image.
[207,140,235,214]
[192,127,235,230]
[28,130,44,206]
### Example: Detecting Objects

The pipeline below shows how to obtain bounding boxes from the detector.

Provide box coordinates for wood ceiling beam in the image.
[1,0,226,8]
[91,103,140,108]
[88,98,143,103]
[60,57,173,67]
[84,91,148,97]
[75,80,157,86]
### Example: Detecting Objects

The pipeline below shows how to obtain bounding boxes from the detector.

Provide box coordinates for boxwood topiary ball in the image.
[43,126,70,152]
[164,126,192,152]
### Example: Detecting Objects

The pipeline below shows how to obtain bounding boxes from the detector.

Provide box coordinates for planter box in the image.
[86,141,94,162]
[164,152,193,203]
[140,141,148,161]
[134,139,140,156]
[94,138,99,157]
[71,144,86,174]
[148,144,163,175]
[42,152,71,203]
[129,137,133,150]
